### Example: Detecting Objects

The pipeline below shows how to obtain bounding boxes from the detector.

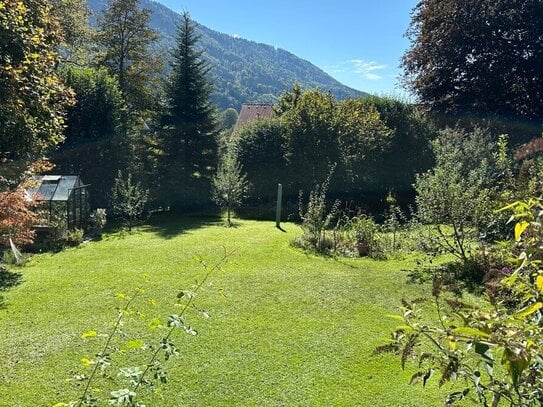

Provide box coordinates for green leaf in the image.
[148,318,162,329]
[422,369,434,387]
[395,325,414,333]
[409,371,424,385]
[452,327,490,339]
[497,201,519,212]
[124,340,144,349]
[514,302,542,318]
[502,348,529,388]
[385,314,404,322]
[81,330,97,339]
[474,342,494,365]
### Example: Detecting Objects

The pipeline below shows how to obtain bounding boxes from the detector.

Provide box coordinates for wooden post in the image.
[275,183,282,228]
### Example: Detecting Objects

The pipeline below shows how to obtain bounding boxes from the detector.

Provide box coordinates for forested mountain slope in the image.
[87,0,368,109]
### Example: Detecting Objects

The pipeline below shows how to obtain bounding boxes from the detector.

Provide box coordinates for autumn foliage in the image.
[0,189,39,246]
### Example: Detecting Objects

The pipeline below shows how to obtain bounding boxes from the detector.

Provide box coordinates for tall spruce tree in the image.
[155,11,217,210]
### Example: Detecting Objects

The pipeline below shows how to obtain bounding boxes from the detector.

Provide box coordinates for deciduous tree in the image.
[402,0,543,142]
[212,151,249,226]
[0,189,39,247]
[0,0,73,188]
[96,0,160,113]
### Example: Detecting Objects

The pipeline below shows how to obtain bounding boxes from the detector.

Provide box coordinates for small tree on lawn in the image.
[414,127,497,264]
[110,171,148,231]
[212,152,249,226]
[0,189,39,247]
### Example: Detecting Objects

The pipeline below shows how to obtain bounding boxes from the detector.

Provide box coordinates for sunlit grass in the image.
[0,217,466,406]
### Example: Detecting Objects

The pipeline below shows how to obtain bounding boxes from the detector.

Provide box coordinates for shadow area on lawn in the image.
[141,214,221,239]
[0,266,23,310]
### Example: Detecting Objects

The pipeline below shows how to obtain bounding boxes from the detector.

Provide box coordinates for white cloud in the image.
[348,59,387,80]
[327,59,387,81]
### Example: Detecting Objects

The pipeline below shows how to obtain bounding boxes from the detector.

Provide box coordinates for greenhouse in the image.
[26,175,90,230]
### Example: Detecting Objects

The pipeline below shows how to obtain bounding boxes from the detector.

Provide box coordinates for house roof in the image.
[233,104,275,134]
[26,175,83,202]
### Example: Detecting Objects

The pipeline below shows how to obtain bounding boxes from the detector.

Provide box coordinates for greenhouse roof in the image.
[26,175,83,202]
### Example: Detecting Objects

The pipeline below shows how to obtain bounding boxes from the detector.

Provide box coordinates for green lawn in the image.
[0,217,463,406]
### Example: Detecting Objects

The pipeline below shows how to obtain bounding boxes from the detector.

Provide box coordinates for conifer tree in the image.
[156,11,218,210]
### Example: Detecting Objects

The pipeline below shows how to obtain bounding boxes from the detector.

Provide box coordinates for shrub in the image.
[293,169,340,253]
[111,171,148,231]
[415,127,497,264]
[379,197,543,406]
[63,228,84,247]
[89,208,107,237]
[349,215,385,259]
[0,189,39,247]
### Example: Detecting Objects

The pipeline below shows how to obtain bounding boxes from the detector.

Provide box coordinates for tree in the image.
[0,189,39,247]
[414,127,497,263]
[360,95,436,198]
[0,0,73,189]
[281,89,391,198]
[51,0,92,62]
[235,118,288,202]
[155,11,218,210]
[96,0,160,113]
[402,0,543,142]
[212,151,249,226]
[52,67,126,208]
[381,197,543,406]
[110,171,148,231]
[220,108,238,131]
[274,82,302,116]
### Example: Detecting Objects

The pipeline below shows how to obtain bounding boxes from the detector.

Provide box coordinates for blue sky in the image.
[156,0,418,96]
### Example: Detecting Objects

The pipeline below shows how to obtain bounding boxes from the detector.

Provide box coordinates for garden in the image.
[1,0,543,406]
[0,218,459,406]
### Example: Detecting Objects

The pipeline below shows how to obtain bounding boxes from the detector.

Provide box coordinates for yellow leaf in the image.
[81,358,95,367]
[449,337,457,351]
[514,221,529,241]
[536,275,543,294]
[81,330,97,339]
[514,302,543,318]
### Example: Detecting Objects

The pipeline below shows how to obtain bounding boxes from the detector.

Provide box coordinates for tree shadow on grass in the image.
[0,266,23,310]
[141,213,222,240]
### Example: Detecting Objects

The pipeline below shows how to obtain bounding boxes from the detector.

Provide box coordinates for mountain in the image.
[87,0,368,110]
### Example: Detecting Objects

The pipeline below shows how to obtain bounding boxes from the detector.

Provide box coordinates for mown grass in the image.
[0,217,466,406]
